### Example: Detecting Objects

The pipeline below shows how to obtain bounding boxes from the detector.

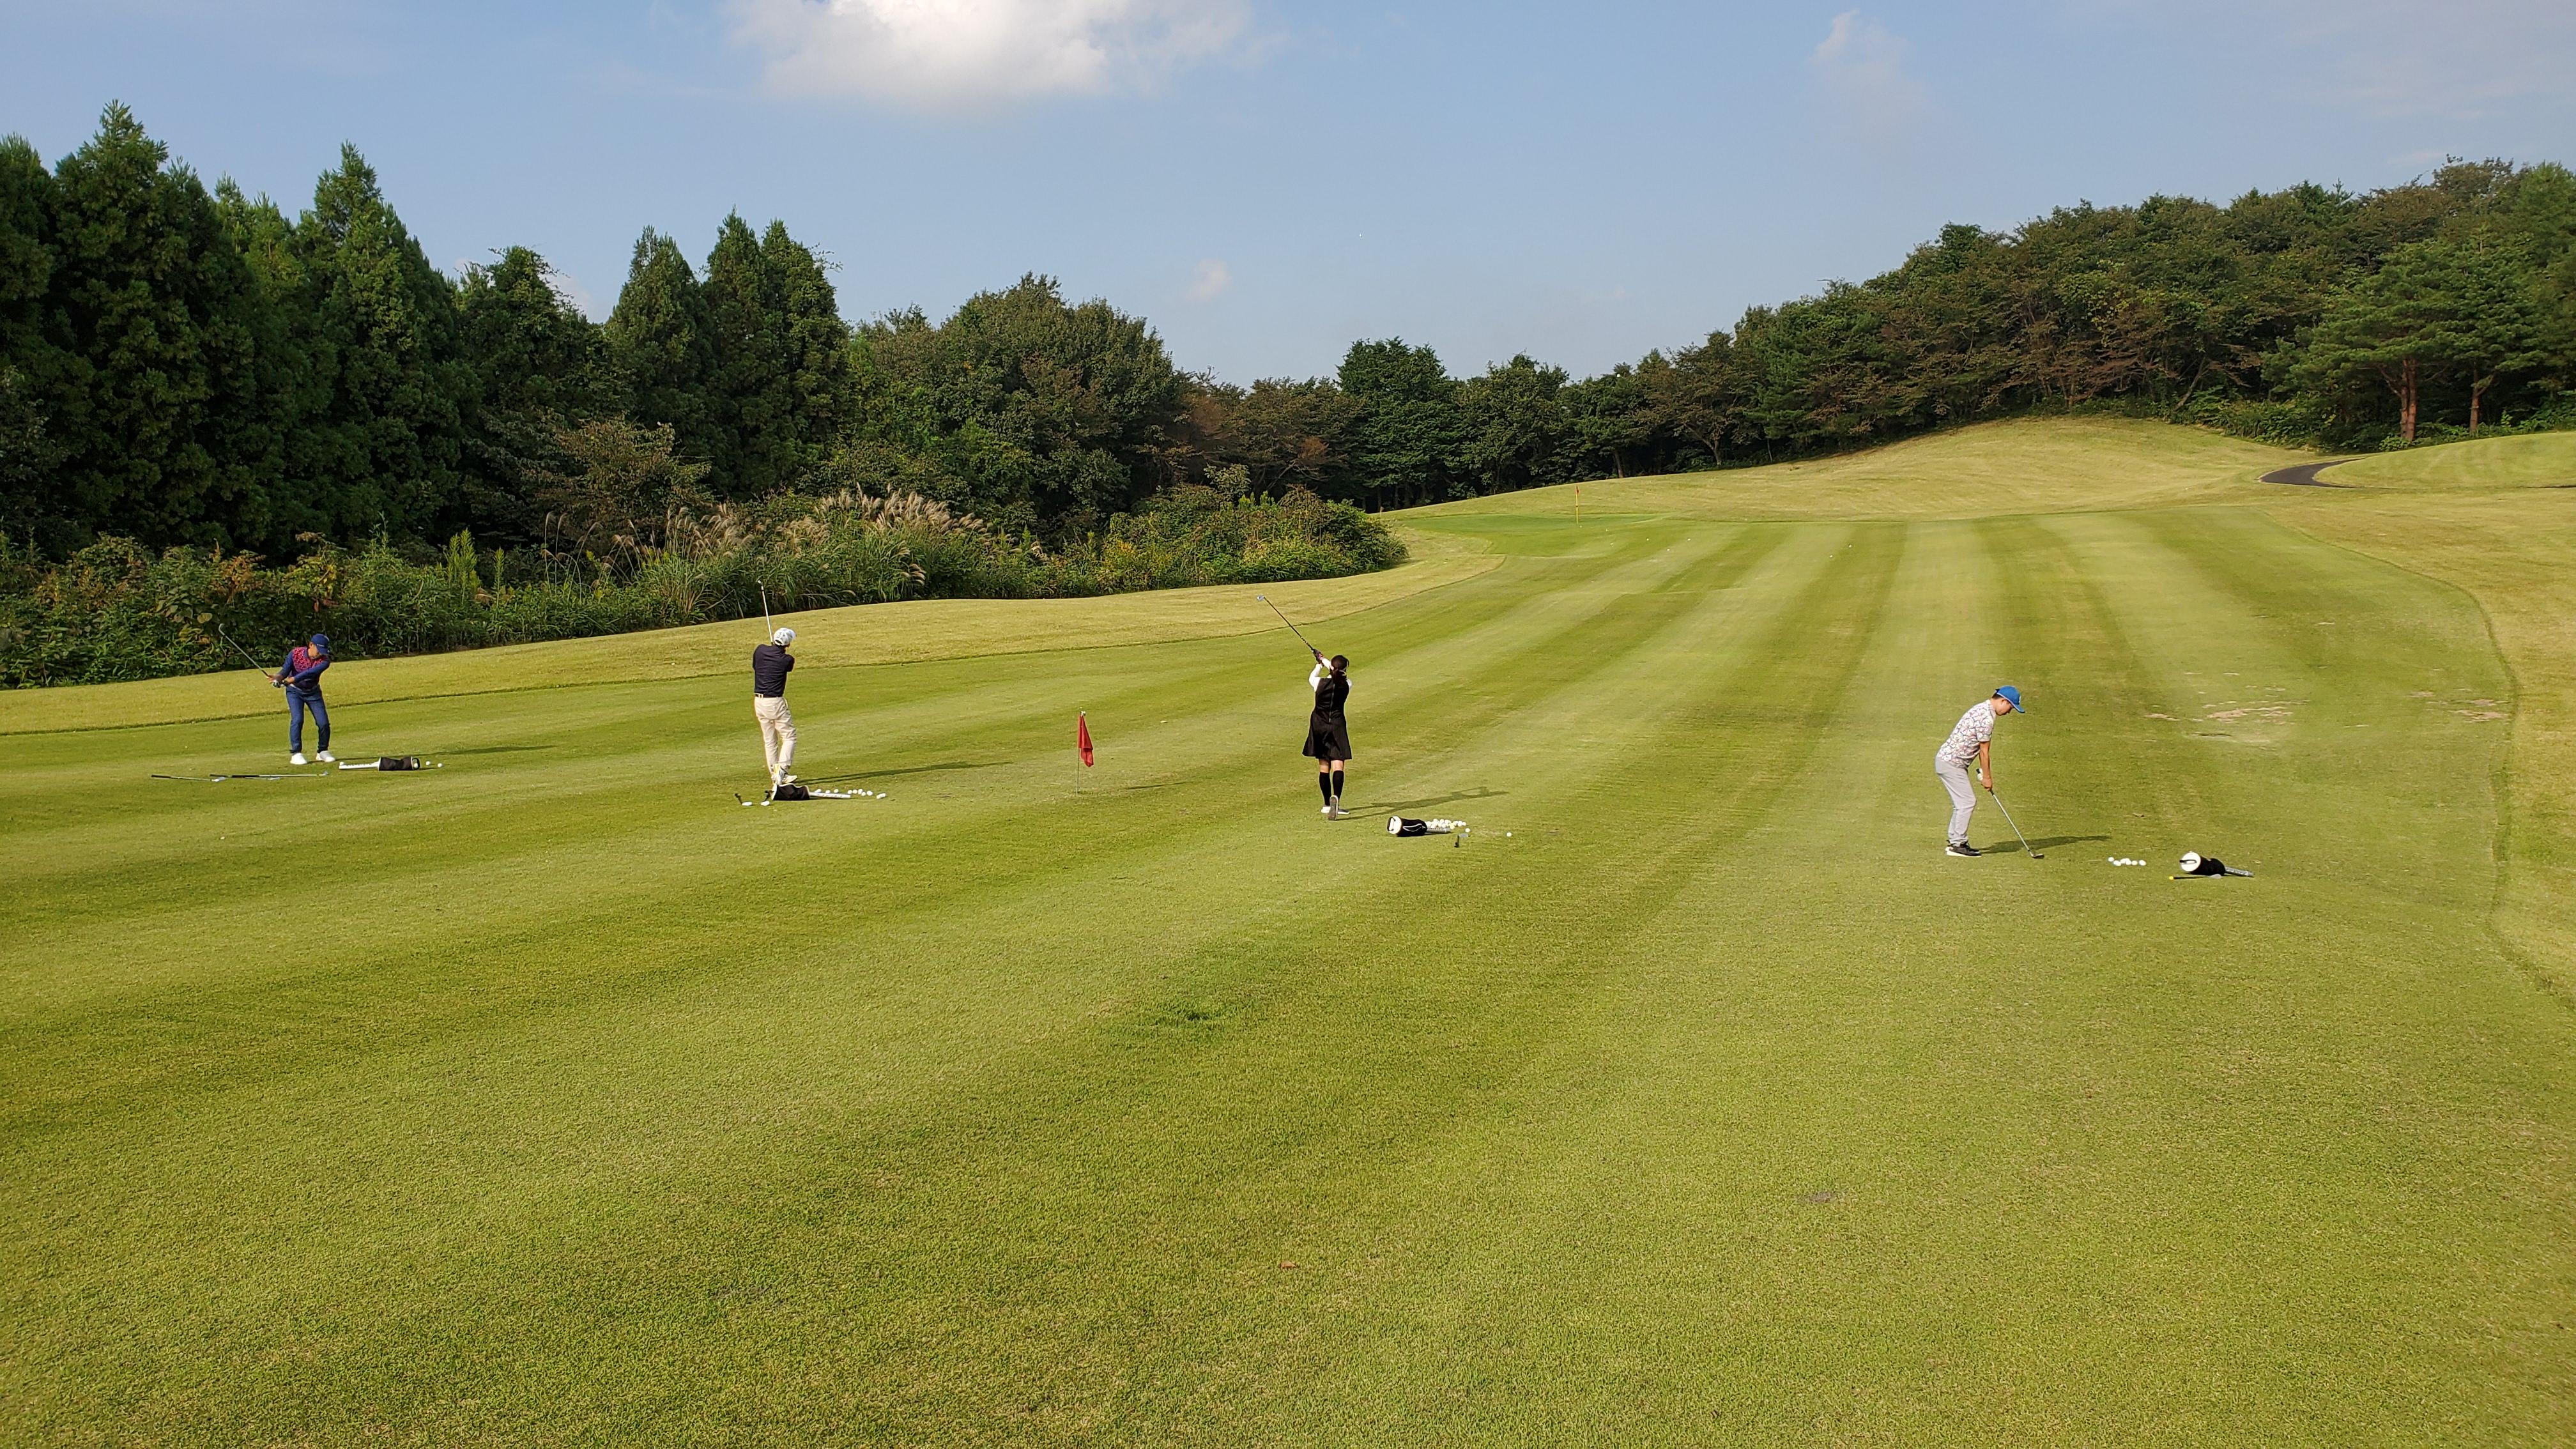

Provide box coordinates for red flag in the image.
[1076,711,1094,767]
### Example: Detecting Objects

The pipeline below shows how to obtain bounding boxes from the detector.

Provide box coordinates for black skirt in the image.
[1303,711,1353,760]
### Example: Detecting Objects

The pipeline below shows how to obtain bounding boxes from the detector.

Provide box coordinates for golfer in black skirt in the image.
[1304,651,1353,818]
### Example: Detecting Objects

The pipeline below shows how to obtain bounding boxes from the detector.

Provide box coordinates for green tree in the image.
[294,144,476,537]
[1181,376,1362,496]
[699,216,855,496]
[861,275,1182,534]
[1637,337,1735,468]
[1457,355,1572,496]
[0,135,68,544]
[762,220,855,479]
[36,104,265,548]
[1337,339,1462,508]
[1562,362,1653,477]
[604,227,716,460]
[456,246,613,538]
[458,246,611,421]
[2292,234,2552,440]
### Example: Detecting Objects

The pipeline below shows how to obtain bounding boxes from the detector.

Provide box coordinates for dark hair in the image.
[1330,654,1348,677]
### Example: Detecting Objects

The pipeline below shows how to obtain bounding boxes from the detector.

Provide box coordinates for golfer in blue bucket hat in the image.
[1934,686,2023,857]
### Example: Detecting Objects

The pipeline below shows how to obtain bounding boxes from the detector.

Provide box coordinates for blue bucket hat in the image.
[1994,684,2025,712]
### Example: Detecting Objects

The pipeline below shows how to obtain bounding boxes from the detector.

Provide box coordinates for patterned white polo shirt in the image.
[1939,700,1997,763]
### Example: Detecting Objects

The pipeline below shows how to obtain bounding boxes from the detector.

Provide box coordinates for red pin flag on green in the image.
[1077,711,1094,767]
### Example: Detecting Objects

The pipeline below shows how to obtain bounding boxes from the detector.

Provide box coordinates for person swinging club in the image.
[1305,649,1353,818]
[753,627,799,788]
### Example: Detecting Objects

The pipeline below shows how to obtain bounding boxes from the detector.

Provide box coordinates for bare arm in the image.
[1977,739,1993,791]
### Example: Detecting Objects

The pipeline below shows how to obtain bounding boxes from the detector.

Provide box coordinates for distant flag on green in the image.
[1077,711,1094,767]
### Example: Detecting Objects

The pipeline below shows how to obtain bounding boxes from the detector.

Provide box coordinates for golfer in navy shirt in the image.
[277,633,335,765]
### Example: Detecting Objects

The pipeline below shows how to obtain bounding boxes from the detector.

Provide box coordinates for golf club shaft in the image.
[1254,594,1321,657]
[1986,785,2041,857]
[760,583,772,633]
[213,624,273,675]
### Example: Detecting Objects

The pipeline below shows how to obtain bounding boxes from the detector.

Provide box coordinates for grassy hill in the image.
[2327,431,2576,489]
[4,420,2572,1444]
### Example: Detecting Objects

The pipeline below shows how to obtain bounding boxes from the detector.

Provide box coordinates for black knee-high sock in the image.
[1319,772,1335,804]
[1330,768,1344,801]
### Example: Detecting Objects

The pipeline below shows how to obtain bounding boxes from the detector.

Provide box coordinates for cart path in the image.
[2259,459,2352,487]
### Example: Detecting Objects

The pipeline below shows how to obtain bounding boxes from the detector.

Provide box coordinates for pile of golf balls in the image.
[2106,855,2149,867]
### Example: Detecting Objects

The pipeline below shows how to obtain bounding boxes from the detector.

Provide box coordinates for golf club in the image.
[213,624,277,679]
[1254,594,1322,657]
[1985,784,2044,859]
[760,581,773,635]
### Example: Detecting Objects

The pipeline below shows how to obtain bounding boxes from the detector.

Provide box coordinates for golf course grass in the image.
[4,419,2572,1444]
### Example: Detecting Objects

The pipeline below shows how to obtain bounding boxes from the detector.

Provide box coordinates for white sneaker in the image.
[317,751,336,763]
[1321,804,1333,815]
[290,753,307,765]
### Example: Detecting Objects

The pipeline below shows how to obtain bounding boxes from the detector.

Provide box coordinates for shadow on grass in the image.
[1988,834,2110,855]
[1351,786,1508,813]
[802,760,1004,786]
[440,744,556,756]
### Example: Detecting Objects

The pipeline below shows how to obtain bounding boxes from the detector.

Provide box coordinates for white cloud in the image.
[730,0,1254,111]
[1808,11,1935,150]
[1185,257,1232,303]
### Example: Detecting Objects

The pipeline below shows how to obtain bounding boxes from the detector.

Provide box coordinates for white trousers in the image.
[1934,753,1977,845]
[756,696,797,780]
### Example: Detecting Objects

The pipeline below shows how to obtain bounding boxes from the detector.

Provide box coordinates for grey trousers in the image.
[1934,754,1977,844]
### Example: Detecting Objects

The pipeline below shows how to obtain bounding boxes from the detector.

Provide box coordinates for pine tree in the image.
[696,216,855,497]
[604,227,715,463]
[212,180,328,548]
[700,213,781,495]
[762,219,854,483]
[293,144,476,539]
[456,247,613,539]
[38,103,264,547]
[0,135,69,546]
[457,246,610,420]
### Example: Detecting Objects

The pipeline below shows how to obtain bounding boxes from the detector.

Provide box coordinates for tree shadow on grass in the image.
[1988,834,2110,855]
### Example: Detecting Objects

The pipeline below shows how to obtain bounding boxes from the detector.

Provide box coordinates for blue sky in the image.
[4,1,2571,383]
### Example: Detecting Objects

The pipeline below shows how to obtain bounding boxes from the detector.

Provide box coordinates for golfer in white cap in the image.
[753,627,798,786]
[1935,685,2024,857]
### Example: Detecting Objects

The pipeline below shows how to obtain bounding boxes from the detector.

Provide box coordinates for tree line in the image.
[4,104,2573,563]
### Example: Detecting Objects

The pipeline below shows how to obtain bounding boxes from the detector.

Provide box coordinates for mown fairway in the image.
[4,420,2572,1445]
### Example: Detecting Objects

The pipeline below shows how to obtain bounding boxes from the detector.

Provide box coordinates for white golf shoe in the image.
[289,753,307,765]
[317,751,336,763]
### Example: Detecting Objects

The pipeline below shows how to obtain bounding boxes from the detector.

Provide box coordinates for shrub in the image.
[0,487,1406,687]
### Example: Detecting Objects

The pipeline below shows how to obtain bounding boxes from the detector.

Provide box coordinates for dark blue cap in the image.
[310,634,330,648]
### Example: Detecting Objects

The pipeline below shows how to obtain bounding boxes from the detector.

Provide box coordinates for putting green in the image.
[4,420,2572,1444]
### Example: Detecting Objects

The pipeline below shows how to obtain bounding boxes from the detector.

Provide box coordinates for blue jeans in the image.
[287,689,330,753]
